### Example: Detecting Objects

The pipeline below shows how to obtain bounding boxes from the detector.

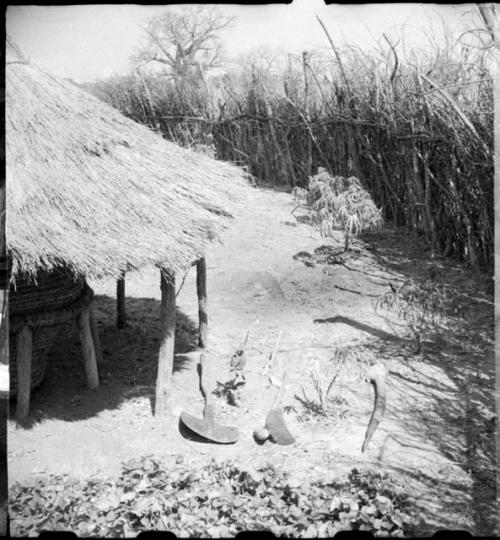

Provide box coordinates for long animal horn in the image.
[361,363,387,453]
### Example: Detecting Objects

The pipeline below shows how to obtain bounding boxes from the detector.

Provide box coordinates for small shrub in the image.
[213,374,246,406]
[375,278,462,350]
[307,169,383,251]
[295,350,353,421]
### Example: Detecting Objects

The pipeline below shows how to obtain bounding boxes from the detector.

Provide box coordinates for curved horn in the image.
[361,363,387,453]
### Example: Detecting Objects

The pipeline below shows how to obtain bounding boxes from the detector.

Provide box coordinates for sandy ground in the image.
[8,186,495,535]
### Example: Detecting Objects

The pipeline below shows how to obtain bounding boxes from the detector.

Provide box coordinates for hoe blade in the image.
[265,408,295,446]
[180,405,239,444]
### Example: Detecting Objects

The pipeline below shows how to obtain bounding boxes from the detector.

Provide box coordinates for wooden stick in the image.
[421,73,489,155]
[16,325,32,420]
[116,273,126,329]
[241,329,250,350]
[316,15,351,94]
[302,51,313,180]
[0,178,7,535]
[263,331,282,375]
[270,331,282,367]
[196,257,208,349]
[88,304,103,366]
[78,306,99,389]
[155,270,176,417]
[0,288,8,399]
[271,371,288,409]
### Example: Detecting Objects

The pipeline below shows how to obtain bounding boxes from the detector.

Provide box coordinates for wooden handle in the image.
[272,371,288,408]
[196,258,208,348]
[241,330,250,350]
[198,353,210,401]
[234,330,250,359]
[271,331,282,364]
[264,331,282,374]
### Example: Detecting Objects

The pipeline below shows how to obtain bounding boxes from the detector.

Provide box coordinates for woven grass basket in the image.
[9,268,86,395]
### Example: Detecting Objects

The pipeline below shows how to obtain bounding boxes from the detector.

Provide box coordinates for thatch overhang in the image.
[6,37,249,282]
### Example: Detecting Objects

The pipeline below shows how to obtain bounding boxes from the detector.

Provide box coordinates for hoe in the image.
[180,354,239,444]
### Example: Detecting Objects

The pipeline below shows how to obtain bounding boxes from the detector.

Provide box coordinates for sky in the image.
[6,2,478,83]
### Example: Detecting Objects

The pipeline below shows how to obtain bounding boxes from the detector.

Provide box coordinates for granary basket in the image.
[10,268,85,316]
[9,268,89,395]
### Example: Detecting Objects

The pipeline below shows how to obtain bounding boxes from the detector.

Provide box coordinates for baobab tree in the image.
[131,5,236,81]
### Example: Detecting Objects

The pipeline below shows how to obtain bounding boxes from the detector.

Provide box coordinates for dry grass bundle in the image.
[6,38,251,281]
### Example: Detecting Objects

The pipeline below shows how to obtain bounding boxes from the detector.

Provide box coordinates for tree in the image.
[131,6,236,81]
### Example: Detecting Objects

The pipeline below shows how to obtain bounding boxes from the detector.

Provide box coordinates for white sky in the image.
[6,2,477,83]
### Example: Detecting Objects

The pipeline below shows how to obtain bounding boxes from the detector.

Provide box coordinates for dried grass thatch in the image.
[6,38,250,281]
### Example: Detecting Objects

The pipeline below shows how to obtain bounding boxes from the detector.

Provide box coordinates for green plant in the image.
[213,374,246,406]
[328,344,373,383]
[375,278,462,350]
[306,169,383,251]
[9,458,419,537]
[342,467,419,534]
[295,389,348,421]
[291,186,308,203]
[295,354,349,420]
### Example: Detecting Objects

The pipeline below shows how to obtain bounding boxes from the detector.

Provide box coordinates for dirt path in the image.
[8,186,495,534]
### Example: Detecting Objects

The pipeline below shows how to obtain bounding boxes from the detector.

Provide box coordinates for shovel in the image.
[180,354,239,444]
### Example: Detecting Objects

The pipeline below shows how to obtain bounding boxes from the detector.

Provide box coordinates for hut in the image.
[6,38,249,420]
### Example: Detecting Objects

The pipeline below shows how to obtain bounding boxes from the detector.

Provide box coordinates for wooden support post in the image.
[0,303,6,537]
[16,325,32,421]
[0,288,8,399]
[116,273,126,329]
[155,270,176,417]
[196,257,208,349]
[0,175,7,536]
[89,304,103,366]
[78,305,99,389]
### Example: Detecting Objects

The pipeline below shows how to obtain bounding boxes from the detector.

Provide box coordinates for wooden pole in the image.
[0,174,7,400]
[0,291,8,400]
[483,4,500,533]
[155,270,176,417]
[89,304,103,366]
[302,51,313,180]
[196,257,208,349]
[116,273,126,329]
[0,290,7,538]
[16,325,32,421]
[0,130,7,534]
[78,305,99,389]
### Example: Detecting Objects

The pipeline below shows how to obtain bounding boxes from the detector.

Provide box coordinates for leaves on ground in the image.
[9,458,419,537]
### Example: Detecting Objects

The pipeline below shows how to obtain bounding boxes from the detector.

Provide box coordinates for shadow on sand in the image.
[13,295,200,429]
[301,226,495,533]
[355,229,495,534]
[313,314,403,343]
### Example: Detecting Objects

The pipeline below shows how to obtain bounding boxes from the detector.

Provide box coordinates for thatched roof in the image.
[6,38,250,281]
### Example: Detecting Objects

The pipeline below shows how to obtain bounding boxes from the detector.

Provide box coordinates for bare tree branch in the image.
[382,33,400,88]
[316,15,351,96]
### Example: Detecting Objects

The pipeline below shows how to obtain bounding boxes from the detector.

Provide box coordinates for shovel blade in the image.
[180,410,239,444]
[265,408,295,445]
